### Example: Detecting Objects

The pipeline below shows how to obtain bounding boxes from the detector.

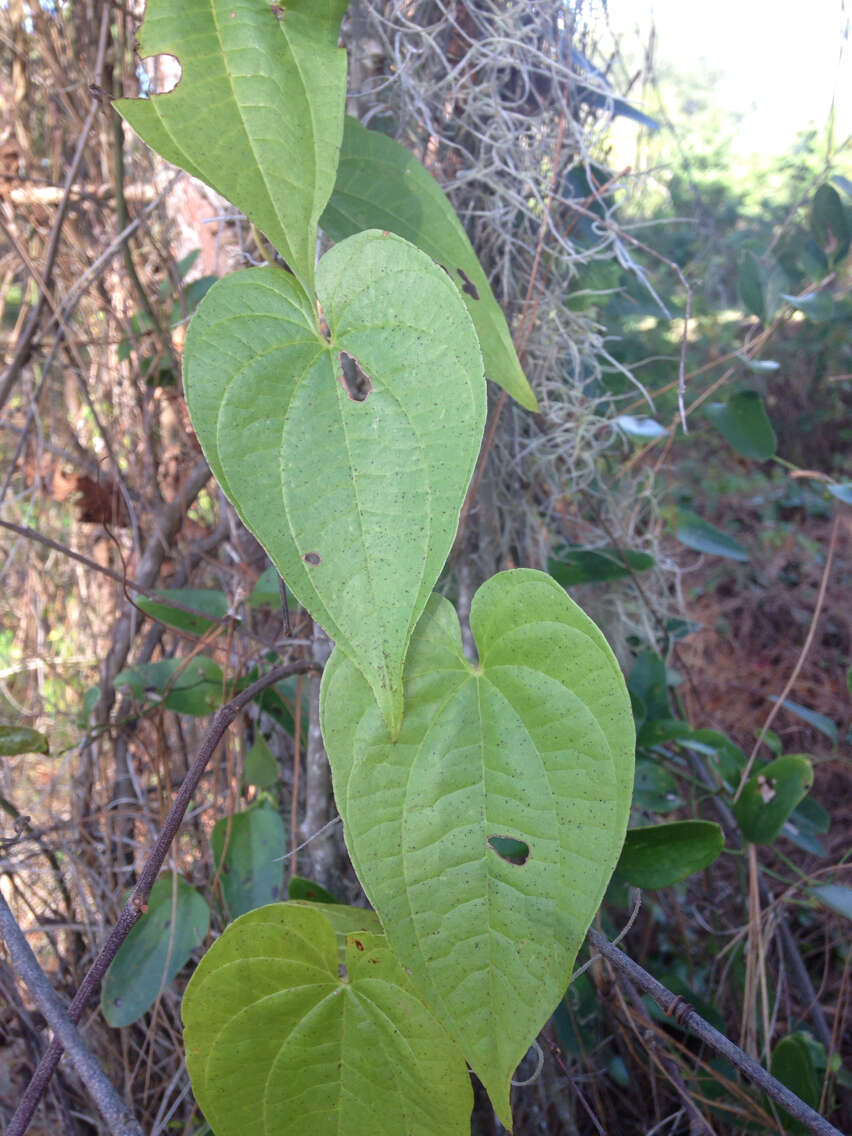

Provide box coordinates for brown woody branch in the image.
[6,658,320,1136]
[588,929,843,1136]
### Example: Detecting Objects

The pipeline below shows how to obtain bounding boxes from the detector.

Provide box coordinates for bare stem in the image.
[0,894,143,1136]
[588,929,843,1136]
[7,659,319,1136]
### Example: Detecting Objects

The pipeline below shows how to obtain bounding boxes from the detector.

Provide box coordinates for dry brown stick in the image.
[6,658,320,1136]
[0,893,143,1136]
[0,3,111,415]
[589,930,844,1136]
[0,517,309,652]
[611,966,714,1134]
[734,513,841,798]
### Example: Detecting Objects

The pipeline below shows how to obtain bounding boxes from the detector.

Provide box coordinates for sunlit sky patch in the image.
[606,0,851,157]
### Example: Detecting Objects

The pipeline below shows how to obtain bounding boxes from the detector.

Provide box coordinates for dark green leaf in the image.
[811,184,851,263]
[76,686,100,729]
[705,391,777,460]
[680,729,747,787]
[617,820,724,888]
[548,546,654,587]
[827,482,852,505]
[808,884,852,920]
[769,697,838,744]
[241,734,278,790]
[0,726,49,756]
[247,565,283,609]
[287,876,339,904]
[115,657,224,716]
[101,876,210,1027]
[733,755,814,844]
[638,717,693,747]
[170,276,218,325]
[628,652,670,722]
[632,760,682,813]
[135,588,229,635]
[211,805,286,920]
[254,675,309,743]
[321,117,536,410]
[781,290,834,322]
[771,1032,820,1135]
[739,251,765,319]
[783,796,830,857]
[675,510,749,561]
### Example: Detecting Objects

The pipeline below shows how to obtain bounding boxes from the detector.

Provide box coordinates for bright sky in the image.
[607,0,851,157]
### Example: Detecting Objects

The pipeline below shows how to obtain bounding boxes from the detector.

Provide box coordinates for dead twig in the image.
[589,929,844,1136]
[6,657,321,1136]
[0,892,144,1136]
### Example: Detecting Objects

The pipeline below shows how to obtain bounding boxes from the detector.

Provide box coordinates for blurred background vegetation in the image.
[0,1,849,1133]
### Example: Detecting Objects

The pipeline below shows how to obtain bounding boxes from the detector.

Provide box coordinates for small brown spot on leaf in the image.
[353,938,364,951]
[338,351,373,402]
[456,267,480,300]
[303,551,321,566]
[271,3,285,18]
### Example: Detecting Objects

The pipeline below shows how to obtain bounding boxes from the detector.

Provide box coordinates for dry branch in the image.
[6,659,320,1136]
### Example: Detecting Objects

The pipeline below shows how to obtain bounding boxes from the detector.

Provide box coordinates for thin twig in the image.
[6,659,319,1136]
[734,514,841,799]
[588,929,844,1136]
[0,893,143,1136]
[0,4,110,414]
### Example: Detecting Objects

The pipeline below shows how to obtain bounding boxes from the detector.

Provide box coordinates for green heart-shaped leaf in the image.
[182,902,473,1135]
[102,875,210,1027]
[211,805,286,919]
[115,0,348,291]
[617,820,724,889]
[184,230,485,734]
[705,390,777,460]
[320,569,634,1123]
[321,117,537,411]
[733,755,814,844]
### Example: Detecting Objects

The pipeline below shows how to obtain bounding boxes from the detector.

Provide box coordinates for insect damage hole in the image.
[338,351,373,402]
[487,835,530,865]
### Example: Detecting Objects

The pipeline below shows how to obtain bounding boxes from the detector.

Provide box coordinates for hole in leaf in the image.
[487,835,530,865]
[302,551,321,566]
[456,267,480,300]
[338,351,373,402]
[757,775,777,803]
[138,54,182,96]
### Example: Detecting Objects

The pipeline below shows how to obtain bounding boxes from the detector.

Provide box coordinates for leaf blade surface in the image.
[115,0,348,290]
[321,118,537,410]
[182,903,473,1135]
[321,569,634,1122]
